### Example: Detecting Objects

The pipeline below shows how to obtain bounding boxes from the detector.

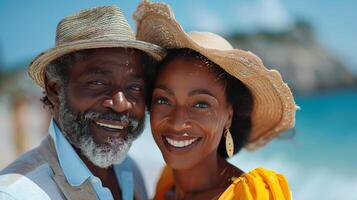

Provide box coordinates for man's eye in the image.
[88,80,106,86]
[155,97,169,105]
[128,85,142,92]
[194,101,210,109]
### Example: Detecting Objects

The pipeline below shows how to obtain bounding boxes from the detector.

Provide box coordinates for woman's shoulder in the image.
[219,167,292,200]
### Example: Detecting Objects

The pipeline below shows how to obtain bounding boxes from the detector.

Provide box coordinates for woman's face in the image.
[150,56,233,169]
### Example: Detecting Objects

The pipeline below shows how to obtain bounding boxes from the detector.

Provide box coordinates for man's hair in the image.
[41,48,157,109]
[41,51,87,108]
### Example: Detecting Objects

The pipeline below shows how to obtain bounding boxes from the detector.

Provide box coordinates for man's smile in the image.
[95,121,125,130]
[91,119,131,140]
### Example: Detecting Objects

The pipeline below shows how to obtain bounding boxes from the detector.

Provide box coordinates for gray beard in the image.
[56,89,144,168]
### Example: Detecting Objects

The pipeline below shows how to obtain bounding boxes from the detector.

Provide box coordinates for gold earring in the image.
[224,128,234,158]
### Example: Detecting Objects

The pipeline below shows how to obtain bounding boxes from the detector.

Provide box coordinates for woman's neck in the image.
[171,152,231,199]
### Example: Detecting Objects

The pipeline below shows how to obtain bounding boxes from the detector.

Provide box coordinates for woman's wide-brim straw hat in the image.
[134,1,298,149]
[28,5,166,89]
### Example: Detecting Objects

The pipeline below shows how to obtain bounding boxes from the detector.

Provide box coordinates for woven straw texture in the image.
[28,5,166,89]
[134,1,298,149]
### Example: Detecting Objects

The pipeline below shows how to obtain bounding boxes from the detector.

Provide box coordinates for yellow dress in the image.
[154,166,292,200]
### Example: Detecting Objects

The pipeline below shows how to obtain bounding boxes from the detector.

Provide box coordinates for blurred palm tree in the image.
[0,54,46,155]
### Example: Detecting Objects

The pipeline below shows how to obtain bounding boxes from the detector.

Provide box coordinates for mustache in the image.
[77,109,139,129]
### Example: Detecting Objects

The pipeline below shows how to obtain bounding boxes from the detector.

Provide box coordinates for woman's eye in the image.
[155,97,169,105]
[194,101,210,109]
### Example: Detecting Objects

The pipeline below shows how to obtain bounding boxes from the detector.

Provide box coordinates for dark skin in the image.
[46,48,147,200]
[151,57,244,200]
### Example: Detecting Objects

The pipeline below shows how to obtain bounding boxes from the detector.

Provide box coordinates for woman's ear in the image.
[225,104,233,129]
[45,78,61,110]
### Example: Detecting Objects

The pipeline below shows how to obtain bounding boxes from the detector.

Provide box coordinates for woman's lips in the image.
[161,134,202,153]
[165,137,198,148]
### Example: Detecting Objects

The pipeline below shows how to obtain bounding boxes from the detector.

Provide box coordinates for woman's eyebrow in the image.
[155,85,174,95]
[188,89,217,99]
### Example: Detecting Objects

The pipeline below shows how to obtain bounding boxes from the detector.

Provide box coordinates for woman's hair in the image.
[150,48,254,158]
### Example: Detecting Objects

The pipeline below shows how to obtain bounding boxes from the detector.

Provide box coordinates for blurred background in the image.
[0,0,356,199]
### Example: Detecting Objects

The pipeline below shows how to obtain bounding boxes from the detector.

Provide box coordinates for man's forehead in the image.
[79,66,144,77]
[66,48,145,77]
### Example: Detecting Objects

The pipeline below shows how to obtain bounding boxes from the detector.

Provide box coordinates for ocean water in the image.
[128,89,357,199]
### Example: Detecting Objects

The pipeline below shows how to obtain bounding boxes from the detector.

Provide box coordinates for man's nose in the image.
[103,91,133,112]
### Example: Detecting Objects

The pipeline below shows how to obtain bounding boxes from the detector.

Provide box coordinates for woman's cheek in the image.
[151,106,169,132]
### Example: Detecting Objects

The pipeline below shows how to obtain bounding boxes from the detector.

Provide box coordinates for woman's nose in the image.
[168,107,191,131]
[103,91,133,113]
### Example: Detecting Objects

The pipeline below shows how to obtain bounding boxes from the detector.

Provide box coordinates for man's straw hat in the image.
[28,5,166,89]
[134,1,298,149]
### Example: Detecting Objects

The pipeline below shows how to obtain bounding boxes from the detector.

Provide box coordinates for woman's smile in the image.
[150,55,232,169]
[160,131,203,153]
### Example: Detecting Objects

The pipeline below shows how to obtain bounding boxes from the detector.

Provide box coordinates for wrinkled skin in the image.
[46,48,147,200]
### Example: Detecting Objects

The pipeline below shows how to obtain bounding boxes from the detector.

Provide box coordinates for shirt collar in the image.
[48,119,92,186]
[48,120,135,200]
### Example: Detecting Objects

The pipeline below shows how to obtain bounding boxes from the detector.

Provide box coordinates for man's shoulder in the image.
[0,136,56,176]
[0,137,66,200]
[0,145,47,176]
[0,164,55,200]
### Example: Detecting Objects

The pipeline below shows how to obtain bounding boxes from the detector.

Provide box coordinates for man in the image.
[0,5,165,200]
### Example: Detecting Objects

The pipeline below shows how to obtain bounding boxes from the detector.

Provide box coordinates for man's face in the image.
[55,48,146,168]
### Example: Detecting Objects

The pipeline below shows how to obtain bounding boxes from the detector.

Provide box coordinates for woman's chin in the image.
[163,155,199,170]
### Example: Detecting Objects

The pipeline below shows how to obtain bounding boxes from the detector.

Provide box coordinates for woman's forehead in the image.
[156,57,227,95]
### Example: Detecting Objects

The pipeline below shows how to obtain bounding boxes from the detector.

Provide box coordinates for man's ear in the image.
[225,104,234,129]
[45,78,61,109]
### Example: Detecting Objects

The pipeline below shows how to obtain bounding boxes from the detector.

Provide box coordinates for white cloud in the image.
[235,0,293,32]
[185,3,229,34]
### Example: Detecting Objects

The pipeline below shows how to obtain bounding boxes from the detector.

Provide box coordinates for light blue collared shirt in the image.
[48,120,134,200]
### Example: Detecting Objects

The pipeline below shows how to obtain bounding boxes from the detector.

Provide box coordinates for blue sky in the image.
[0,0,356,73]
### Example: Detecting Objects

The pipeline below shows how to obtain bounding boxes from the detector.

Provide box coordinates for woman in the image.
[134,1,298,199]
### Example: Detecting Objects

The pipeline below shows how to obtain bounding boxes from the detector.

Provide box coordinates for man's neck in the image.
[76,148,122,200]
[79,152,110,179]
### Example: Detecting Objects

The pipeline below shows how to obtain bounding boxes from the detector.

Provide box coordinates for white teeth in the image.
[165,137,198,148]
[96,122,124,130]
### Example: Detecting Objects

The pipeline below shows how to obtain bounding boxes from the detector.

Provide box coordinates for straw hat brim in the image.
[134,2,297,149]
[29,38,166,89]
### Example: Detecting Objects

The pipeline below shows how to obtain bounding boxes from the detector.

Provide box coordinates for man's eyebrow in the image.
[155,85,174,95]
[129,73,144,80]
[82,68,112,76]
[188,89,217,99]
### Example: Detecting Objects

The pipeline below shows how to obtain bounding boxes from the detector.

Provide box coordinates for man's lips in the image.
[94,119,129,131]
[91,119,131,141]
[95,121,124,130]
